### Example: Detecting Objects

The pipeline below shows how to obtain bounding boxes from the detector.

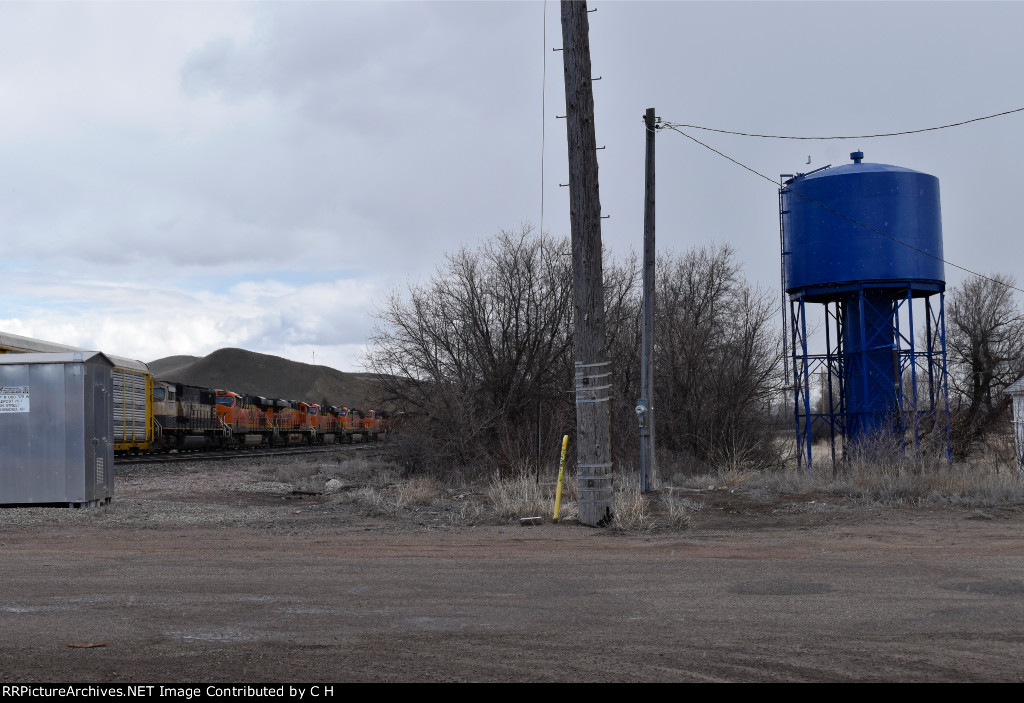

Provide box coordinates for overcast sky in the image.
[2,1,1022,371]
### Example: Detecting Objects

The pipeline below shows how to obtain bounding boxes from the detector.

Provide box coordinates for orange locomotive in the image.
[149,381,388,451]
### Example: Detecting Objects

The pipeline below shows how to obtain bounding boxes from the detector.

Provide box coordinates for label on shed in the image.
[0,386,30,413]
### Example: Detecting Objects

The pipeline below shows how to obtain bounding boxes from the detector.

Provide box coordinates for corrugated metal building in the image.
[0,352,115,506]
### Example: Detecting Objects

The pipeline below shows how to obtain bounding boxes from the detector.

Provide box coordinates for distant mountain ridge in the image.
[149,348,378,409]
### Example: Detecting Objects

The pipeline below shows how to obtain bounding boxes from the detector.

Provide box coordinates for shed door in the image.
[93,372,113,497]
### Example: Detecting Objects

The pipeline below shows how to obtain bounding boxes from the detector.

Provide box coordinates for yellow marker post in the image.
[553,434,569,522]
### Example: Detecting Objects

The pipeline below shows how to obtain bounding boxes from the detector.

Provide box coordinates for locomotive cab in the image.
[215,390,238,417]
[297,401,320,429]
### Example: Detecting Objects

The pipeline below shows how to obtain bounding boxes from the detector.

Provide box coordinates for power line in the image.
[662,106,1024,140]
[658,122,1024,297]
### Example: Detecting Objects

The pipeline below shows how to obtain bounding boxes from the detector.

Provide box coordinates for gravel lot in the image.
[1,446,1022,682]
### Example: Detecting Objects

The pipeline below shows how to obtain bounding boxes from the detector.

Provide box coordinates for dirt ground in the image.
[1,448,1022,683]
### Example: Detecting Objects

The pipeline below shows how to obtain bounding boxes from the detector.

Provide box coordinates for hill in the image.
[148,348,379,409]
[148,355,200,379]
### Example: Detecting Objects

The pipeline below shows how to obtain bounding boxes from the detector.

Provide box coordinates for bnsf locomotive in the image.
[153,382,388,451]
[1,331,388,454]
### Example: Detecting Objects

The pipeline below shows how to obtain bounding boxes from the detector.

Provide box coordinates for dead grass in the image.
[310,457,488,524]
[663,487,697,527]
[672,431,1024,508]
[610,477,653,532]
[395,476,445,507]
[488,470,559,520]
[252,433,1023,528]
[446,494,487,526]
[312,458,695,529]
[484,469,691,532]
[609,476,693,533]
[341,470,447,517]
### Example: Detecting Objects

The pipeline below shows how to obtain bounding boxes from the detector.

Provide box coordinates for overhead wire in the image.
[655,122,1024,297]
[662,105,1024,140]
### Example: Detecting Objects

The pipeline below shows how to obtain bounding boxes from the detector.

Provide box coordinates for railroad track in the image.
[115,442,377,465]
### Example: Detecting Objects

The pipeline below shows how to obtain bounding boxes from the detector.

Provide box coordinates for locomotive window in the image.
[216,396,234,407]
[153,388,165,401]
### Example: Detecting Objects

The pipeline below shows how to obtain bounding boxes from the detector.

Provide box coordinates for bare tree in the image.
[652,244,784,470]
[601,250,642,461]
[946,273,1024,456]
[370,232,784,474]
[366,225,575,470]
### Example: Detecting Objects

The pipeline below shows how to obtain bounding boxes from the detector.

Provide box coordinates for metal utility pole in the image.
[638,107,656,492]
[561,0,613,526]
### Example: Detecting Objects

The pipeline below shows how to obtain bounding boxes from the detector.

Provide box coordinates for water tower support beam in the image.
[789,298,799,466]
[832,301,848,450]
[925,297,938,413]
[938,292,952,455]
[791,297,815,469]
[824,301,837,467]
[906,288,920,449]
[891,293,907,449]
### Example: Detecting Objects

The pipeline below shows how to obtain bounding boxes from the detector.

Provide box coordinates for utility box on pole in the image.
[1008,378,1024,479]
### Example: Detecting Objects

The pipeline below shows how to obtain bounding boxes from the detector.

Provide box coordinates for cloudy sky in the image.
[2,1,1022,371]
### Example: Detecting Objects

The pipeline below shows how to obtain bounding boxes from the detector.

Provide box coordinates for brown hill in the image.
[148,348,379,409]
[148,355,200,379]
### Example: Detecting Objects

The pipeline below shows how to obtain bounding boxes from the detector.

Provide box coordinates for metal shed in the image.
[0,352,115,507]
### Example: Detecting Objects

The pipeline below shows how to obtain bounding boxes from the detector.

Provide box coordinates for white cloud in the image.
[1,271,380,371]
[1,1,1023,373]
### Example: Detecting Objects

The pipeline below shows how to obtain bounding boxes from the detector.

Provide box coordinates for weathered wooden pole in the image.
[639,107,656,492]
[561,0,613,526]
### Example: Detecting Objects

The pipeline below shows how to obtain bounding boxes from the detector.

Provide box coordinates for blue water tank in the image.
[783,152,944,298]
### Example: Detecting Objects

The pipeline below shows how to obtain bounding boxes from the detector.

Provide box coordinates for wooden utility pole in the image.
[561,0,613,526]
[639,107,656,492]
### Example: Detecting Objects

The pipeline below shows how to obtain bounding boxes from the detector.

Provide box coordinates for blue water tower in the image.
[780,152,950,466]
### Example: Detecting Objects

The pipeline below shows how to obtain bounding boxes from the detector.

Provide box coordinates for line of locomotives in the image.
[152,381,390,453]
[0,330,390,454]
